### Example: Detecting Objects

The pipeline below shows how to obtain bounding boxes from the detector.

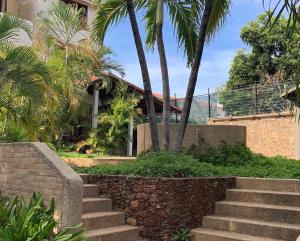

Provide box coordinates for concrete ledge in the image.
[208,112,294,123]
[0,142,83,227]
[63,157,136,167]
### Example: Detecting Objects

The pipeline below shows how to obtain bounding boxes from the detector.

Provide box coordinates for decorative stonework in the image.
[88,175,235,241]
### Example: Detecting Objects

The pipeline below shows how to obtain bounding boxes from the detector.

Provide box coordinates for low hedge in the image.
[75,145,300,179]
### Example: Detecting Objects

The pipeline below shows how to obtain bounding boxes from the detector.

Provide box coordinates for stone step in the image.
[202,215,300,241]
[85,225,140,241]
[83,198,112,214]
[226,189,300,207]
[236,177,300,193]
[82,211,125,230]
[84,184,99,198]
[216,201,300,224]
[191,228,285,241]
[79,174,90,184]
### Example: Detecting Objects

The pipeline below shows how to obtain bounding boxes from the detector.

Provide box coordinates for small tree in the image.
[87,83,141,155]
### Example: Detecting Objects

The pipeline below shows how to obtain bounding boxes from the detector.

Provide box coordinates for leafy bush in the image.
[86,83,142,156]
[0,192,86,241]
[188,144,257,166]
[75,144,300,179]
[75,151,220,177]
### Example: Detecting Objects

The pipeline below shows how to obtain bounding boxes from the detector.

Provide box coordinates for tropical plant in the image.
[143,0,198,150]
[173,228,192,241]
[0,192,86,241]
[86,83,140,155]
[37,0,88,65]
[0,13,51,117]
[174,0,231,151]
[93,0,231,151]
[93,0,160,151]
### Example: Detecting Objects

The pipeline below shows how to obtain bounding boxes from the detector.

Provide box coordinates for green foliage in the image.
[93,0,231,65]
[76,144,300,179]
[75,151,219,177]
[0,192,85,241]
[173,228,192,241]
[220,13,300,115]
[87,84,140,155]
[187,144,255,166]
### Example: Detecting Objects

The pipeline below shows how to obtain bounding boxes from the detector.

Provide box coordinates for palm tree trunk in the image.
[126,0,160,151]
[156,0,170,150]
[174,0,213,152]
[65,45,70,66]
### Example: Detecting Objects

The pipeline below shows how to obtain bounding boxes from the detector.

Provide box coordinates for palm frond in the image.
[0,46,51,113]
[206,0,231,41]
[143,0,158,50]
[37,0,87,46]
[167,0,200,65]
[263,0,300,35]
[0,13,32,45]
[92,0,127,43]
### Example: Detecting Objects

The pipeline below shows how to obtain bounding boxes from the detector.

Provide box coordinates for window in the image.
[61,0,88,17]
[0,0,7,13]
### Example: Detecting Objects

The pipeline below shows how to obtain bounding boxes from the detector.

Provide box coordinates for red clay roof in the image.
[90,73,182,113]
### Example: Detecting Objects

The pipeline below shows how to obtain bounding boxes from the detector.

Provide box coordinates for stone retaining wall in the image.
[88,175,235,241]
[0,142,83,227]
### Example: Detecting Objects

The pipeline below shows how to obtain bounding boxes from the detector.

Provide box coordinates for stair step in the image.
[83,198,112,214]
[84,184,99,198]
[82,212,125,230]
[236,177,300,193]
[203,215,300,241]
[191,228,285,241]
[80,174,90,184]
[227,189,300,207]
[85,225,140,241]
[216,201,300,224]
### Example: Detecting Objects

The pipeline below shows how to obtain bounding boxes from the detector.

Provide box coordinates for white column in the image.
[127,114,134,156]
[92,83,99,129]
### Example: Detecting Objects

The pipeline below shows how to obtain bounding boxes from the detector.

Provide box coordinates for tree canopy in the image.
[219,14,300,116]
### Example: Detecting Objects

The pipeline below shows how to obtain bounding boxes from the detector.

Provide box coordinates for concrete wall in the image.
[208,112,295,159]
[0,142,83,227]
[137,123,246,154]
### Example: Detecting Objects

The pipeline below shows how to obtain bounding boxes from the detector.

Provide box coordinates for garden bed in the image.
[75,145,300,179]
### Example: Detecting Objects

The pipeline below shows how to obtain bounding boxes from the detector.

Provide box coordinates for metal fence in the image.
[173,82,296,124]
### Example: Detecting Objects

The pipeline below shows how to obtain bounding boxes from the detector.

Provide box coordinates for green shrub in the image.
[76,151,220,177]
[188,144,256,166]
[0,192,86,241]
[75,144,300,179]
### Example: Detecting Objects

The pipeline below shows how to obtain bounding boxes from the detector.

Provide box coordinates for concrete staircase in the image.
[192,177,300,241]
[80,174,141,241]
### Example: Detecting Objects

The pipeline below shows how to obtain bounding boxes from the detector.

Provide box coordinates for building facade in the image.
[1,0,95,24]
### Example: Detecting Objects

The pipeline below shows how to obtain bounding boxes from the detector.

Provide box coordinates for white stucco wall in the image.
[2,0,95,46]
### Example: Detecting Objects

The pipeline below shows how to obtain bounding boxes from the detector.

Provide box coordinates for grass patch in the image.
[75,145,300,179]
[58,151,109,158]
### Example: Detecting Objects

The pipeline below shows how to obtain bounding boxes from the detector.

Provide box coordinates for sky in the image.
[103,0,265,97]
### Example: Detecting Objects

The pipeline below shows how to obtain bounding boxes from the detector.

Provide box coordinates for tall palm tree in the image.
[0,13,50,116]
[37,0,88,65]
[174,0,231,151]
[93,0,160,150]
[143,0,198,150]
